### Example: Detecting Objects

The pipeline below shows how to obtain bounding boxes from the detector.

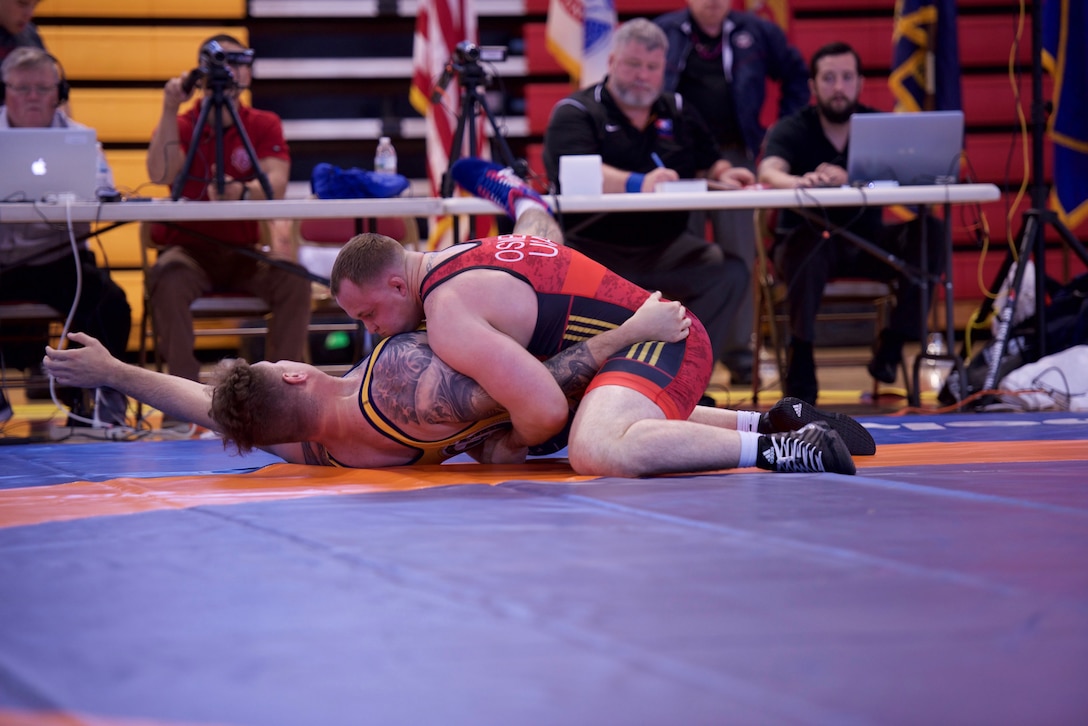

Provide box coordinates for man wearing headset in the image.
[0,46,131,426]
[144,34,310,397]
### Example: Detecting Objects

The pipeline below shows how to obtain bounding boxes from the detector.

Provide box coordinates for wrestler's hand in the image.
[42,332,116,389]
[619,291,692,345]
[479,429,529,465]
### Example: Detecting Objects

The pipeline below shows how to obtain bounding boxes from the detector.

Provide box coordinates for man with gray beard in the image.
[542,18,753,403]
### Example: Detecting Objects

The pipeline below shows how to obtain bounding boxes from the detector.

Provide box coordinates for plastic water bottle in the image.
[374,136,397,174]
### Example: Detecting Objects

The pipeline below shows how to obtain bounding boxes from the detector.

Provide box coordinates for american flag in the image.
[411,0,482,247]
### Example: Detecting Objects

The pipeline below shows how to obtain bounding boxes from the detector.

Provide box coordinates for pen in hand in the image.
[650,152,665,169]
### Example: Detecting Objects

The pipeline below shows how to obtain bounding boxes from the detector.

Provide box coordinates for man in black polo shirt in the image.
[542,18,753,384]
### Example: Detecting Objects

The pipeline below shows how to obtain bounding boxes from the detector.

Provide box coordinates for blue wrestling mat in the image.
[0,411,1086,725]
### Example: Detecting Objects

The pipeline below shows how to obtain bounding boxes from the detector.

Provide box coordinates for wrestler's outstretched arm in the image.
[43,331,216,428]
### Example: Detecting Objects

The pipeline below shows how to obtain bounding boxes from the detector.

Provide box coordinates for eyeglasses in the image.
[4,83,58,96]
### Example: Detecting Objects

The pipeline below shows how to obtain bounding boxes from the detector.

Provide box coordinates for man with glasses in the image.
[144,34,310,402]
[0,46,131,426]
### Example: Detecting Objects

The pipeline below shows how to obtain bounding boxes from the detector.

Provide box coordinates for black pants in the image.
[771,215,946,344]
[1,250,132,368]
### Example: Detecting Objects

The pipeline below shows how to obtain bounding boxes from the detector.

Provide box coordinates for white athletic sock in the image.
[514,197,548,219]
[737,431,760,468]
[735,410,761,433]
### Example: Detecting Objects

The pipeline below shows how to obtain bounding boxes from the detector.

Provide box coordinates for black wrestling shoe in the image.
[758,397,876,456]
[756,422,856,475]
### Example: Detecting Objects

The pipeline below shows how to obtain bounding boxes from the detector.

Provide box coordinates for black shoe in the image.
[758,397,876,456]
[867,330,904,384]
[728,366,753,386]
[756,422,856,475]
[23,366,53,401]
[94,387,129,427]
[65,390,93,428]
[722,353,754,387]
[784,339,818,404]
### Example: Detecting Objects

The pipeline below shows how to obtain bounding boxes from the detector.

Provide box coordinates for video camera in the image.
[452,40,507,66]
[182,39,256,94]
[431,41,507,103]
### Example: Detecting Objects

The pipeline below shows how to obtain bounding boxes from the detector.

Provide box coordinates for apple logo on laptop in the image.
[31,157,47,176]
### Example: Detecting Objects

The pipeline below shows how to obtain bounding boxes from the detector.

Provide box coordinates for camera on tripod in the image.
[453,40,507,66]
[431,40,507,105]
[183,40,255,94]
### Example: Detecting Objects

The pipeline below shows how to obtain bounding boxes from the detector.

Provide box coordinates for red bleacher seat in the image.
[792,17,893,69]
[964,132,1051,186]
[526,82,572,135]
[525,0,677,13]
[524,22,562,75]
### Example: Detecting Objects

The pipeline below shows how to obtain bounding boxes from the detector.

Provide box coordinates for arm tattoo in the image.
[371,332,605,430]
[540,343,601,400]
[372,335,501,427]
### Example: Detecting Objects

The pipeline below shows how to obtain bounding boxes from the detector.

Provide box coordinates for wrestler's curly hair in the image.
[329,232,403,297]
[208,359,296,454]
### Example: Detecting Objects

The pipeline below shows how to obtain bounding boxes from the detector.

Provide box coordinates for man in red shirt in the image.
[145,34,311,384]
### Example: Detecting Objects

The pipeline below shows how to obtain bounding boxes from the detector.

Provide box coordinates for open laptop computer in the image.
[847,110,964,186]
[0,127,99,202]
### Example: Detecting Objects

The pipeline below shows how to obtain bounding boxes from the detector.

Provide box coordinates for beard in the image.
[611,81,660,109]
[818,97,859,124]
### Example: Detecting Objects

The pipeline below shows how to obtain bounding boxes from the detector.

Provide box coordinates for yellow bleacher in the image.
[35,0,245,20]
[41,26,249,81]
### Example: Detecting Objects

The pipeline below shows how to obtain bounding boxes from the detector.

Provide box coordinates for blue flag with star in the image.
[889,0,962,112]
[1043,0,1088,229]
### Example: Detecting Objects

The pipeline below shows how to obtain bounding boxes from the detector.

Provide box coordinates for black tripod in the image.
[164,52,324,284]
[977,0,1088,394]
[171,57,273,202]
[434,42,525,239]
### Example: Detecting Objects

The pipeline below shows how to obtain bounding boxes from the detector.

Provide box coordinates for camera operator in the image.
[144,34,310,396]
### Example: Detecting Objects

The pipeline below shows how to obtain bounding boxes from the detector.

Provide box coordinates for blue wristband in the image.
[625,173,645,193]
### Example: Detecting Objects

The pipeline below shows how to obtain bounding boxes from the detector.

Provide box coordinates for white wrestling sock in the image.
[737,431,760,468]
[735,410,761,433]
[514,197,548,219]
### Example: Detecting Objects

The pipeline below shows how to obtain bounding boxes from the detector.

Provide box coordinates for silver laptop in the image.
[0,127,99,202]
[847,111,964,186]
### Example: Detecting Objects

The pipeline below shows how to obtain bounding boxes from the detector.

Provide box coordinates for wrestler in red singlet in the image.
[419,235,713,420]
